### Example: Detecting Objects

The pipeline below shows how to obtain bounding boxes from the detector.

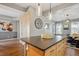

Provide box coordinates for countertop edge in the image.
[21,38,65,51]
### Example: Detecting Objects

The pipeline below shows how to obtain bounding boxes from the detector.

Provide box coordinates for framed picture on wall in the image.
[0,21,13,32]
[63,19,70,30]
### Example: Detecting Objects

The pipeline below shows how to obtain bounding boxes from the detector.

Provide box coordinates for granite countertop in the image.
[21,35,65,51]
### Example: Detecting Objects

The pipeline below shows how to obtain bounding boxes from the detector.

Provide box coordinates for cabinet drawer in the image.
[45,44,57,53]
[57,42,63,47]
[57,39,66,47]
[27,45,44,56]
[45,45,57,56]
[45,50,57,56]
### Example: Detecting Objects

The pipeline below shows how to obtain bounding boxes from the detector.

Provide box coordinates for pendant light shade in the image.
[37,3,41,16]
[49,3,52,20]
[50,3,51,14]
[65,14,70,22]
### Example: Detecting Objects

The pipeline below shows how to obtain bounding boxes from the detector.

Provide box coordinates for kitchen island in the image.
[21,35,67,56]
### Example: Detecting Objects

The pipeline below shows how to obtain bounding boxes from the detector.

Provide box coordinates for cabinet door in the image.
[50,50,57,56]
[45,50,57,56]
[45,45,57,56]
[27,45,44,56]
[57,39,67,56]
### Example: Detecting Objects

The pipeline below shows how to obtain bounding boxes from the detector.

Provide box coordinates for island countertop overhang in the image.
[21,35,66,51]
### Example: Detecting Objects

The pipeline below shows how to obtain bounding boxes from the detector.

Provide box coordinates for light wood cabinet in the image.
[27,38,67,56]
[57,39,67,56]
[27,45,44,56]
[45,44,57,56]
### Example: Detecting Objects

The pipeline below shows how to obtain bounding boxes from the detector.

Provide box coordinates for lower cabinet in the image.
[27,45,44,56]
[45,44,57,56]
[56,39,67,56]
[27,39,67,56]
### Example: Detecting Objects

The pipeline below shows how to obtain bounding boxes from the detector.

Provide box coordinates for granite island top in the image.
[21,35,66,51]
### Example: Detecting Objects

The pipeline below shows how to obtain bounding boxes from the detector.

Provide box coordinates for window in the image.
[55,22,63,34]
[71,22,79,34]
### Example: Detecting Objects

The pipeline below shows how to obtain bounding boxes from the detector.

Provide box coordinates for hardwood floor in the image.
[0,39,79,56]
[65,47,79,56]
[0,39,26,56]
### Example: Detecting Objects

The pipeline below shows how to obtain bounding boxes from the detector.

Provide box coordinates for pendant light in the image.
[65,14,70,23]
[63,13,70,30]
[37,3,41,16]
[63,8,70,23]
[49,3,52,20]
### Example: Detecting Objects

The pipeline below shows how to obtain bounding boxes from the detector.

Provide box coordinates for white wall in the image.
[30,7,44,36]
[30,8,53,36]
[30,4,79,37]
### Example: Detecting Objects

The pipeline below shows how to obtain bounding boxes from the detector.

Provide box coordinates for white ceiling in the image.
[51,4,79,21]
[0,4,24,18]
[0,3,60,17]
[0,3,78,21]
[15,3,62,12]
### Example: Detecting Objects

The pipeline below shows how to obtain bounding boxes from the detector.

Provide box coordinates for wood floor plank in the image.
[0,39,26,56]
